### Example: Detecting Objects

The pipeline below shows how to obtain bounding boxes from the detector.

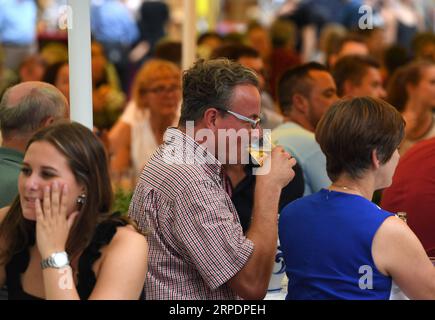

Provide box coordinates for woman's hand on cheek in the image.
[35,182,79,259]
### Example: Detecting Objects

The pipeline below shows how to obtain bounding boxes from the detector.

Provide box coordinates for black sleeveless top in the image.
[5,215,128,300]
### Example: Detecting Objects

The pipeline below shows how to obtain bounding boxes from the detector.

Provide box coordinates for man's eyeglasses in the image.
[216,107,261,129]
[139,85,181,95]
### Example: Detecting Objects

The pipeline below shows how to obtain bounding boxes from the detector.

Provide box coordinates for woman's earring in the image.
[77,193,87,206]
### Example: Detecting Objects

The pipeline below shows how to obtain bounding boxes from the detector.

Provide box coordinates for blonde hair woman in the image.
[109,59,181,182]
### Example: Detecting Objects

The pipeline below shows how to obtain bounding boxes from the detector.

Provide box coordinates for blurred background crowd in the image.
[1,0,435,202]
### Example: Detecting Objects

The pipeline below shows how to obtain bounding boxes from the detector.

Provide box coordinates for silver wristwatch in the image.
[41,251,70,269]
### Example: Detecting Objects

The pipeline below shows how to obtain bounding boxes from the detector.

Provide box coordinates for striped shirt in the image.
[128,128,254,300]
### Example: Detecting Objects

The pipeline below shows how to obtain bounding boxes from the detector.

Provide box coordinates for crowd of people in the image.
[1,0,435,300]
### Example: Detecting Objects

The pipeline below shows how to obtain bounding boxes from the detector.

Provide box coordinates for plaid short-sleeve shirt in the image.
[128,128,254,300]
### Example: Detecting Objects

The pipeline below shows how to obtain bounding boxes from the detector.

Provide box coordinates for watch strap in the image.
[40,252,69,269]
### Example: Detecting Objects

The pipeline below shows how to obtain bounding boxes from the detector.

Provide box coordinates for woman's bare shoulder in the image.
[108,225,147,256]
[113,225,147,246]
[96,224,147,273]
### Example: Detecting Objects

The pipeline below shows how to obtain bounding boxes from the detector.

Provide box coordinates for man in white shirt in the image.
[273,62,338,195]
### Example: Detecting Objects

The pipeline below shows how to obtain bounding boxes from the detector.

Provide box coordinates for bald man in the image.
[0,81,69,208]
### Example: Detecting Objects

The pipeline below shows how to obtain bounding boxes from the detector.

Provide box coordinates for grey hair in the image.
[0,85,68,139]
[179,58,259,125]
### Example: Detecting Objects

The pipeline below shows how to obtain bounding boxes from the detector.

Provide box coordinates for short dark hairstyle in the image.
[383,45,410,77]
[197,31,223,46]
[210,44,259,61]
[277,62,329,115]
[179,58,259,125]
[315,97,405,181]
[332,55,381,97]
[154,40,182,66]
[387,60,435,112]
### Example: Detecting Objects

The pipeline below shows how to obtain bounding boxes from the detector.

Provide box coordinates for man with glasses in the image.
[210,45,304,236]
[214,108,261,129]
[129,59,297,300]
[210,43,283,130]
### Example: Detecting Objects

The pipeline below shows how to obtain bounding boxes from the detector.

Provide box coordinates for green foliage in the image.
[113,187,133,216]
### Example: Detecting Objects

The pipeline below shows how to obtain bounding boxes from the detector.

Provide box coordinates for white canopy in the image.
[67,0,196,129]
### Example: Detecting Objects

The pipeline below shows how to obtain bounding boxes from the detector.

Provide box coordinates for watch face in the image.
[53,252,69,267]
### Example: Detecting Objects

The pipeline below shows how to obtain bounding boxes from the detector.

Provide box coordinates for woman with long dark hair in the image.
[387,60,435,155]
[0,122,147,299]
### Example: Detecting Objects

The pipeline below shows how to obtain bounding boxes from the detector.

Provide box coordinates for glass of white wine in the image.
[248,130,275,167]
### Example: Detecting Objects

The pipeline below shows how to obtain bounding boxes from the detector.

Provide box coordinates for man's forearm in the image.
[242,183,281,292]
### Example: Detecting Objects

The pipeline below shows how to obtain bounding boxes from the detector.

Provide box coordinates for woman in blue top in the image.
[279,96,435,300]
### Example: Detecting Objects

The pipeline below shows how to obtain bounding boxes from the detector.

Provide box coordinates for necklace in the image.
[328,184,364,196]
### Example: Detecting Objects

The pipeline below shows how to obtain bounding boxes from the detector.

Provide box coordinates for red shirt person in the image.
[382,137,435,256]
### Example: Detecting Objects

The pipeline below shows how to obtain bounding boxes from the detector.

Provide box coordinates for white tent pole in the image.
[67,0,93,129]
[182,0,197,71]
